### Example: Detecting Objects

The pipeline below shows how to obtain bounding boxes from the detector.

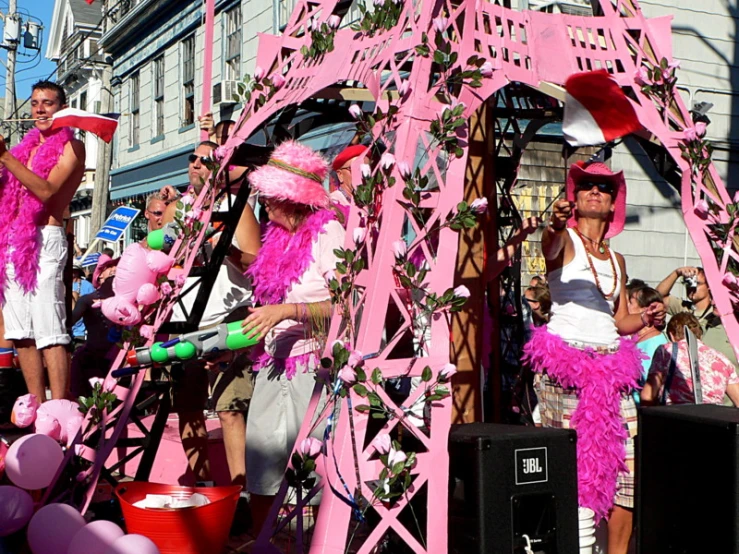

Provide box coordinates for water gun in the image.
[114,320,259,376]
[147,223,178,253]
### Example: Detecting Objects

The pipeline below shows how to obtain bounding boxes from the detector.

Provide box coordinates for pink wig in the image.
[248,140,330,208]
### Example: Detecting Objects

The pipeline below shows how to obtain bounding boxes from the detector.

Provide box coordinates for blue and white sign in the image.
[95,206,140,243]
[77,253,101,267]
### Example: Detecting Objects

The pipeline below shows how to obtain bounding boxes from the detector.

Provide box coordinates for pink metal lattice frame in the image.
[45,0,738,552]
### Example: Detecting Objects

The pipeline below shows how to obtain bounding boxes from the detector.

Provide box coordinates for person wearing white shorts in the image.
[0,81,86,401]
[4,226,70,349]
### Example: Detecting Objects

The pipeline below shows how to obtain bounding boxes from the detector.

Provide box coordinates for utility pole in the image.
[2,0,19,143]
[90,62,113,238]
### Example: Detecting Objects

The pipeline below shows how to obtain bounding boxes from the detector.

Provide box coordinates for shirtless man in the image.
[0,81,85,401]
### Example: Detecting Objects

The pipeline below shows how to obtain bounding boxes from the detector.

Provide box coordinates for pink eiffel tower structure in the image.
[44,0,739,552]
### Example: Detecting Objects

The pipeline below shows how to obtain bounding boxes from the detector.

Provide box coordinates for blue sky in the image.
[2,0,58,103]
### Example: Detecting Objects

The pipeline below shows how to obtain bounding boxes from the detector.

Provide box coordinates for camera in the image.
[683,275,698,289]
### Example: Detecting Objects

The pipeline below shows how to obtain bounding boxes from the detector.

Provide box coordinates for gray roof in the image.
[68,0,103,27]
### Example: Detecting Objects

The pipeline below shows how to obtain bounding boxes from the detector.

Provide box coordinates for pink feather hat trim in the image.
[566,161,626,239]
[248,140,330,208]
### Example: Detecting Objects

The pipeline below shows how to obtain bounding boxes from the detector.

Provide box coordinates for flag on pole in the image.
[49,108,119,143]
[562,70,641,147]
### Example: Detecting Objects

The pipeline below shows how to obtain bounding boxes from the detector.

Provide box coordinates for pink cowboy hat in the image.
[248,141,329,209]
[92,254,120,289]
[566,161,627,239]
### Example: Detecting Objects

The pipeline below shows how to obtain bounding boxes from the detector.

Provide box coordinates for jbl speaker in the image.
[448,423,579,553]
[637,405,739,554]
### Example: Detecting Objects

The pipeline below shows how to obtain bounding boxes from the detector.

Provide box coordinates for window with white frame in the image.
[154,56,165,137]
[130,71,140,147]
[225,6,242,81]
[276,0,296,30]
[182,34,195,126]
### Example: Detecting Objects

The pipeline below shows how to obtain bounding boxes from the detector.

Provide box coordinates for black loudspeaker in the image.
[637,405,739,554]
[448,423,579,554]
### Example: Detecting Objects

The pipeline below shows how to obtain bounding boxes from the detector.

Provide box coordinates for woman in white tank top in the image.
[522,161,665,554]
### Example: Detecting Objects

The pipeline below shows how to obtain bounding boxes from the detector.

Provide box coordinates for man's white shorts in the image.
[3,226,70,349]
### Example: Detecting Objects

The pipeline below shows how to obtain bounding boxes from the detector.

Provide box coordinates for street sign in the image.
[95,206,140,243]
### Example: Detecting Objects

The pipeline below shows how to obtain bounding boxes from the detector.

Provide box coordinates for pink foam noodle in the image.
[522,326,644,521]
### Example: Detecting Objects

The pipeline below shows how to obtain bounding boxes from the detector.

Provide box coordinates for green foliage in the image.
[78,381,117,425]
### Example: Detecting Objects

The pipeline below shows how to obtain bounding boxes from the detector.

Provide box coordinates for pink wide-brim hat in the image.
[566,161,627,239]
[92,254,120,289]
[248,140,329,209]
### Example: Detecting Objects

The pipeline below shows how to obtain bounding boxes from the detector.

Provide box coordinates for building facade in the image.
[86,0,739,283]
[96,0,272,240]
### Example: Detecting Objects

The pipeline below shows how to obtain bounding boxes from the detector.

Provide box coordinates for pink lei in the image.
[0,127,74,302]
[246,208,336,378]
[522,325,644,521]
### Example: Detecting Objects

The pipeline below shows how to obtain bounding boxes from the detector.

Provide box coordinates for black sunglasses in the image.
[575,181,614,195]
[188,154,212,164]
[147,209,164,217]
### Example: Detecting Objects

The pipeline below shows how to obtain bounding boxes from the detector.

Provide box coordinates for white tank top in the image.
[546,228,622,346]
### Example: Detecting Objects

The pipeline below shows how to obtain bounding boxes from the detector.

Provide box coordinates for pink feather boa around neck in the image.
[247,208,336,305]
[246,208,336,379]
[522,325,644,522]
[0,127,74,302]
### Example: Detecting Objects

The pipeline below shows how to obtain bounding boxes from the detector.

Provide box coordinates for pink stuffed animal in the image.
[99,242,174,326]
[11,394,84,447]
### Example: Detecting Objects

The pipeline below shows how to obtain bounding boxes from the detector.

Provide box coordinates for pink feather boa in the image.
[522,326,644,521]
[247,208,335,378]
[252,349,318,380]
[247,208,336,305]
[0,127,74,302]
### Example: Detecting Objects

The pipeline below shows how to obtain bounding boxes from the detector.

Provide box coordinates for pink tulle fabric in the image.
[0,127,74,302]
[522,326,644,521]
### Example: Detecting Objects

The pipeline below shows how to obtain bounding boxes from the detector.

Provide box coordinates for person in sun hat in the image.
[522,160,665,554]
[242,140,345,531]
[92,253,119,290]
[71,261,95,347]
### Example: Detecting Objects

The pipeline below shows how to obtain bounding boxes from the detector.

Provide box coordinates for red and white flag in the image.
[49,108,119,143]
[562,70,641,147]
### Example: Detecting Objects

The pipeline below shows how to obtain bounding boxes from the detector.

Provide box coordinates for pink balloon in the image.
[103,534,160,554]
[67,521,125,554]
[27,503,85,554]
[0,485,34,536]
[5,433,64,490]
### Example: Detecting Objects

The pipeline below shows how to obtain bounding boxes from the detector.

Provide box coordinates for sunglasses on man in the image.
[147,209,164,217]
[188,154,213,164]
[575,181,615,195]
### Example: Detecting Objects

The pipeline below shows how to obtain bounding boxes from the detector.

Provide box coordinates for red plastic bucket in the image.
[116,482,241,554]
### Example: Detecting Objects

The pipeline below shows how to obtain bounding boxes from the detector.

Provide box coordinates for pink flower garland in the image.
[522,325,644,521]
[0,127,74,302]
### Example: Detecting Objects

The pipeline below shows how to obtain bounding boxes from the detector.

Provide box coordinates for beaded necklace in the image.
[574,227,617,299]
[577,228,606,254]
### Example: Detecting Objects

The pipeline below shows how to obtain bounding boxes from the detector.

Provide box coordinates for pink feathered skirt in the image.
[522,326,643,521]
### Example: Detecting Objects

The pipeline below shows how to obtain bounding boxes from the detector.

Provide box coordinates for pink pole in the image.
[200,0,215,141]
